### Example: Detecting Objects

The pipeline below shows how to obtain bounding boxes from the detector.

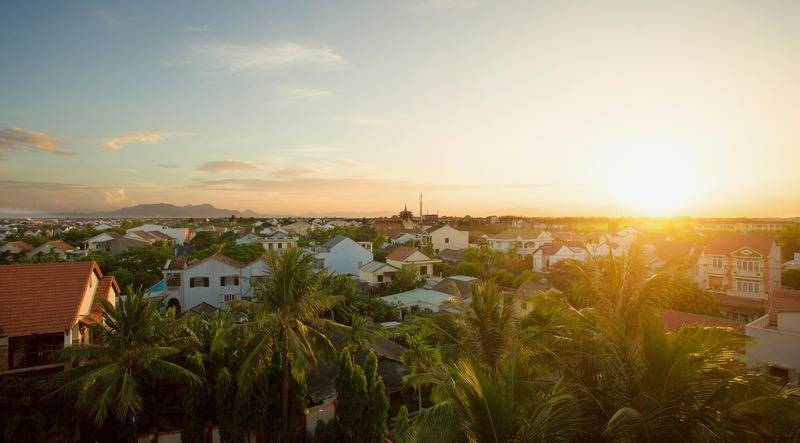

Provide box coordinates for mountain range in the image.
[96,203,261,218]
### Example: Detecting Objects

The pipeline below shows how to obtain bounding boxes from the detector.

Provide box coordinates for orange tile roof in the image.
[8,241,34,251]
[0,261,103,337]
[703,233,774,256]
[768,288,800,323]
[45,240,75,252]
[661,309,744,333]
[387,246,417,261]
[712,293,766,311]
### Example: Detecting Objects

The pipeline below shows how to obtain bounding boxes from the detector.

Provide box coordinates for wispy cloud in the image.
[415,0,480,10]
[332,159,374,172]
[197,159,265,173]
[282,145,343,154]
[272,164,319,178]
[280,87,332,100]
[183,40,343,73]
[0,127,76,158]
[158,163,178,169]
[332,116,388,126]
[102,131,191,151]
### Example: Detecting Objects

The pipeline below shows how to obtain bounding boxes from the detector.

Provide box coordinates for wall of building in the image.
[318,240,373,276]
[746,315,800,386]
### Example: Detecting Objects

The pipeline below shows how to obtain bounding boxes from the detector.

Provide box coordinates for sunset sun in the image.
[611,148,695,215]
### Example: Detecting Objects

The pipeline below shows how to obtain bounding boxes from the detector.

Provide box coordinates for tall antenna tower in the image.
[419,192,423,221]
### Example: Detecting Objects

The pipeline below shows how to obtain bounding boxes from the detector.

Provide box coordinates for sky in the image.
[1,0,799,217]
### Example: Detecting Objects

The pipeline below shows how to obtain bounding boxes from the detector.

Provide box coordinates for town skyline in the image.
[3,1,800,217]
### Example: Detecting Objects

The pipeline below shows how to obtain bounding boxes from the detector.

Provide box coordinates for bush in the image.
[783,269,800,290]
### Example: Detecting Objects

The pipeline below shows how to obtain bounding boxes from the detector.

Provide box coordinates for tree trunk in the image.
[282,331,291,438]
[418,387,422,412]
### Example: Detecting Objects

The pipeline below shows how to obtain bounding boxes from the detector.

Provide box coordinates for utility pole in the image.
[419,192,423,222]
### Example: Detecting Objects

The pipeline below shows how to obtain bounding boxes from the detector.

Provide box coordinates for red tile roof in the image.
[712,293,766,311]
[0,261,103,337]
[703,233,774,256]
[651,239,693,262]
[387,246,417,261]
[45,240,75,252]
[7,241,34,251]
[768,288,800,324]
[534,242,563,255]
[661,309,744,333]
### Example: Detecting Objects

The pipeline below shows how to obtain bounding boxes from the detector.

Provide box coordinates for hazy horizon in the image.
[2,1,800,217]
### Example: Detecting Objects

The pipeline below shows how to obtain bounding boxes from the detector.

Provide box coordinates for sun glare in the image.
[610,147,695,215]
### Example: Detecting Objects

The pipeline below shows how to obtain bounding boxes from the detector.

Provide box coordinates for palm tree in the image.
[341,313,375,363]
[56,289,200,438]
[235,246,340,437]
[451,281,517,368]
[401,323,442,412]
[405,355,584,442]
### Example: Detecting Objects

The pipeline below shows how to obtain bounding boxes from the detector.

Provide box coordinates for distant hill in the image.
[97,203,261,218]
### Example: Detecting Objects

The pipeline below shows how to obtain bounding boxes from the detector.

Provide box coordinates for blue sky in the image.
[2,0,800,216]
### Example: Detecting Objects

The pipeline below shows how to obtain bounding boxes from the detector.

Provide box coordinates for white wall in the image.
[317,238,373,276]
[746,315,800,385]
[168,258,268,310]
[429,225,468,252]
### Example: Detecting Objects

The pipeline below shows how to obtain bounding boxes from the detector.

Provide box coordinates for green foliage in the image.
[335,349,369,441]
[491,268,515,287]
[779,225,800,261]
[0,377,47,442]
[388,265,423,294]
[511,269,539,288]
[394,405,410,442]
[60,226,99,246]
[783,269,800,290]
[454,260,485,279]
[103,244,174,291]
[364,350,389,442]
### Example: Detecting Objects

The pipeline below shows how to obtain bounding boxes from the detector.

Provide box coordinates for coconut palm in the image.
[404,355,584,442]
[451,281,518,368]
[235,246,340,437]
[55,289,200,437]
[401,323,442,412]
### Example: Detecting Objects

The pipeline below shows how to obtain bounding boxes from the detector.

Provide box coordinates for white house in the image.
[126,224,191,245]
[27,241,75,260]
[386,247,440,277]
[83,232,122,250]
[745,289,800,386]
[261,232,298,254]
[486,229,552,254]
[549,244,589,267]
[380,288,455,315]
[160,254,269,313]
[389,232,417,246]
[0,240,34,255]
[313,235,373,276]
[421,224,469,254]
[359,261,400,285]
[235,233,263,245]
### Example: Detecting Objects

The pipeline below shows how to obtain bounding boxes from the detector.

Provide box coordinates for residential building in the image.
[27,240,75,260]
[100,235,150,255]
[261,233,298,253]
[420,224,469,254]
[126,224,191,245]
[359,261,399,285]
[313,235,373,276]
[695,233,781,322]
[661,309,744,333]
[0,240,34,255]
[745,288,800,386]
[642,239,695,270]
[532,243,562,272]
[83,231,122,250]
[380,288,455,315]
[783,253,800,271]
[386,246,440,277]
[0,262,119,377]
[235,233,263,245]
[282,221,312,236]
[159,254,269,313]
[389,231,417,246]
[430,275,479,300]
[486,229,551,254]
[694,218,798,233]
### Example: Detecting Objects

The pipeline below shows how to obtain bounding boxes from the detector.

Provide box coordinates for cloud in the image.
[175,25,210,33]
[183,41,343,72]
[416,0,480,10]
[332,116,388,126]
[103,188,131,204]
[272,164,320,178]
[280,87,332,99]
[158,163,178,169]
[283,144,343,154]
[197,159,265,173]
[333,159,373,170]
[0,127,76,158]
[102,131,190,151]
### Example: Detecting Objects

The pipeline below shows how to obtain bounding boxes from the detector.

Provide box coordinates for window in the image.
[736,280,760,294]
[445,237,450,244]
[220,276,240,287]
[377,275,384,283]
[726,312,750,322]
[712,257,724,269]
[736,259,760,273]
[9,333,63,369]
[223,294,235,302]
[278,242,283,249]
[769,365,790,384]
[189,277,210,288]
[268,242,274,249]
[521,302,528,310]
